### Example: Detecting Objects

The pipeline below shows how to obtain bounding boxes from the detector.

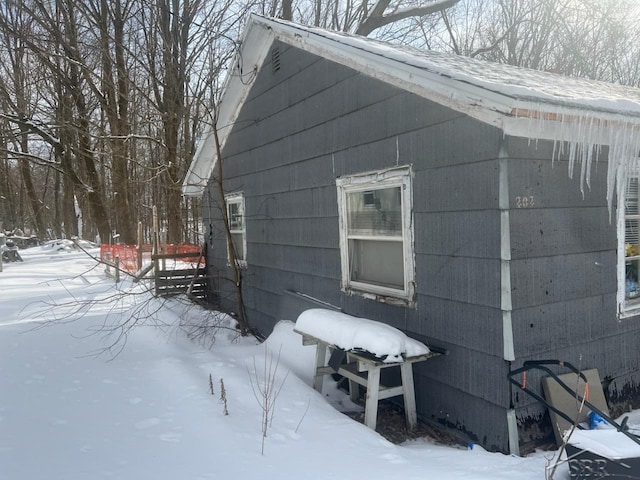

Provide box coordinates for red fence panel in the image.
[100,244,203,274]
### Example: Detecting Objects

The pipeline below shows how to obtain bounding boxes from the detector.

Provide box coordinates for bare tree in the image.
[429,0,639,85]
[75,0,137,243]
[355,0,461,35]
[262,0,462,37]
[0,2,48,236]
[0,0,115,241]
[0,0,252,242]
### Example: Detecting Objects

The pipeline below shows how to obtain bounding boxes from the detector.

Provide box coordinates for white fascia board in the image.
[182,16,275,197]
[502,100,640,145]
[183,14,640,198]
[182,128,215,196]
[260,16,640,147]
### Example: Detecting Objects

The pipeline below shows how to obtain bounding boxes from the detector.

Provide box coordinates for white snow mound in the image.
[295,308,429,362]
[566,429,640,460]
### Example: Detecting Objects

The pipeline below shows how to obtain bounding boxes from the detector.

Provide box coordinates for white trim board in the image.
[183,14,640,198]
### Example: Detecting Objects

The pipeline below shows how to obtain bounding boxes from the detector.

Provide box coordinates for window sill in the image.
[619,301,640,319]
[344,285,415,308]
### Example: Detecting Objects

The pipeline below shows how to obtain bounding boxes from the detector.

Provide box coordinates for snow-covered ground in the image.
[0,242,574,479]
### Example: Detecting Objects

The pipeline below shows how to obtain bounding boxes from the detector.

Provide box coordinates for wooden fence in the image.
[99,243,207,301]
[152,251,207,301]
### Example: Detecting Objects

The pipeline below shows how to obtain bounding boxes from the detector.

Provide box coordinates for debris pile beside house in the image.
[509,360,640,479]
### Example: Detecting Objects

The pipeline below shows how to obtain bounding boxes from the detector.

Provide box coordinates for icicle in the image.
[579,115,632,211]
[514,99,640,217]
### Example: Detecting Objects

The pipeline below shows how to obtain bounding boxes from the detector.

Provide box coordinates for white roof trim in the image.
[182,18,275,196]
[183,14,640,198]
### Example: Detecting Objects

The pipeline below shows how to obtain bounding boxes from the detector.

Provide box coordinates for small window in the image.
[226,193,246,267]
[621,177,640,315]
[336,167,414,302]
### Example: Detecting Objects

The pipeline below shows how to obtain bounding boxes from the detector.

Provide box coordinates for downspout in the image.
[499,139,519,455]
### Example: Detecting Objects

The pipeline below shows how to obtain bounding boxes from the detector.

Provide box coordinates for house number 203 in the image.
[515,196,535,208]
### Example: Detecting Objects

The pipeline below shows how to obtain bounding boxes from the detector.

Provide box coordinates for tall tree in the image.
[81,0,137,243]
[429,0,638,83]
[0,1,46,236]
[267,0,462,37]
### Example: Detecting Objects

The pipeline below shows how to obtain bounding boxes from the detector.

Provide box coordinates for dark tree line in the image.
[0,0,243,243]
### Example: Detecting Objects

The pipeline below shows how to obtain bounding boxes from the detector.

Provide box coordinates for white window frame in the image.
[618,175,640,317]
[336,166,415,303]
[225,192,246,268]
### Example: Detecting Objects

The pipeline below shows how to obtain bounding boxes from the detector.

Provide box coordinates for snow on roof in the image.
[295,308,430,363]
[183,15,640,207]
[294,25,640,118]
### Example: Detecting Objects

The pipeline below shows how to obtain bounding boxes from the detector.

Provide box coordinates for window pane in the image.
[349,239,404,289]
[228,202,243,230]
[231,232,244,261]
[346,187,402,237]
[626,178,639,216]
[627,259,640,299]
[626,178,640,300]
[626,218,639,249]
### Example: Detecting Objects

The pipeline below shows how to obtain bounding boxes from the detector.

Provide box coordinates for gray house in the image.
[183,14,640,454]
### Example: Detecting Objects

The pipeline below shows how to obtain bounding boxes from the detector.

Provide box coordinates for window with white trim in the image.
[226,193,246,266]
[336,167,415,302]
[621,176,640,315]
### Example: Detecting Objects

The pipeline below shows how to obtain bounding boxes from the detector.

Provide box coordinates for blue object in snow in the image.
[589,411,609,430]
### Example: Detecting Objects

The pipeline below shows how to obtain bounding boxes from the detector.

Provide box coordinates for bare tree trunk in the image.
[59,0,112,242]
[95,0,136,243]
[0,122,10,231]
[356,0,461,36]
[212,116,249,336]
[52,170,62,239]
[17,158,44,236]
[282,0,292,19]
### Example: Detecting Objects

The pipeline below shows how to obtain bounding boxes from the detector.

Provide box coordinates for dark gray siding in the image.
[505,137,640,442]
[203,41,510,452]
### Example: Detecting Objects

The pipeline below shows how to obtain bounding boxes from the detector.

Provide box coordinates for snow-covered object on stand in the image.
[295,308,430,362]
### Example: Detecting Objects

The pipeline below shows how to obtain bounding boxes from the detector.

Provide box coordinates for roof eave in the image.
[503,101,640,145]
[264,16,513,128]
[181,16,275,197]
[182,15,640,198]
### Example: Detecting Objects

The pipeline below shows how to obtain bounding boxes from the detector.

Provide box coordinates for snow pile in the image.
[40,238,98,252]
[264,320,318,385]
[295,308,430,362]
[0,243,590,479]
[566,429,640,460]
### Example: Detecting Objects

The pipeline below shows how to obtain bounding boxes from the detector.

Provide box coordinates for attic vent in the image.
[271,47,281,73]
